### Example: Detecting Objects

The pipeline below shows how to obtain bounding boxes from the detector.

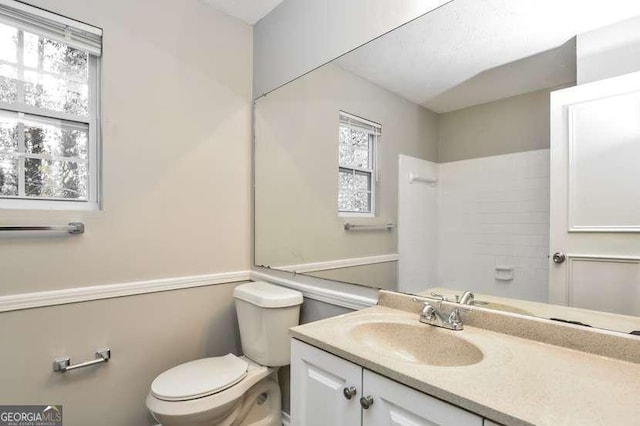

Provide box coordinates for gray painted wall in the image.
[0,0,253,423]
[255,63,438,269]
[438,89,552,163]
[0,283,244,425]
[1,0,253,296]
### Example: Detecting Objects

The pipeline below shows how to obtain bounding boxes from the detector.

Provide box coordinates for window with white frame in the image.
[338,112,380,216]
[0,1,102,209]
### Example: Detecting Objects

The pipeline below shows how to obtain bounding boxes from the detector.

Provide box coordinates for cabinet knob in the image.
[343,386,357,400]
[360,395,374,409]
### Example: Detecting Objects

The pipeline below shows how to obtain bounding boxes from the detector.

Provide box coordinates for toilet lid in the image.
[151,354,248,401]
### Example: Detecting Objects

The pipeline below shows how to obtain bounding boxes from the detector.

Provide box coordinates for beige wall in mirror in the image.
[255,62,439,290]
[254,0,640,335]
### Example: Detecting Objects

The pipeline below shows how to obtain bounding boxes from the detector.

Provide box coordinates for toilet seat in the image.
[151,354,249,401]
[146,356,276,424]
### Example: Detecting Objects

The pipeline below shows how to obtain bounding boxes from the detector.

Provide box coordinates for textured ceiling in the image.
[201,0,283,24]
[335,0,640,113]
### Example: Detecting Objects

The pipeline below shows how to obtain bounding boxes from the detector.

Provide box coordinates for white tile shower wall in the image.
[437,150,550,302]
[398,155,439,293]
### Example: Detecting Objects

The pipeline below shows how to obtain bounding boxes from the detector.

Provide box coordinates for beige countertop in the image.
[290,305,640,426]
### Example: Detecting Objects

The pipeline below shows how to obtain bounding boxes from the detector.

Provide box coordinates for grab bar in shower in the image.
[0,222,84,234]
[53,349,111,373]
[344,222,395,231]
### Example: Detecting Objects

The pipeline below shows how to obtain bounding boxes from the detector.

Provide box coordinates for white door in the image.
[290,339,362,426]
[550,71,640,316]
[362,370,482,426]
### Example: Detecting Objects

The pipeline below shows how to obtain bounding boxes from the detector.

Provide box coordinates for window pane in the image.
[0,27,90,117]
[338,170,354,211]
[24,70,89,116]
[338,169,371,213]
[352,190,371,212]
[0,64,18,104]
[0,155,18,196]
[24,158,87,199]
[28,35,89,81]
[24,118,88,159]
[0,22,18,63]
[0,117,18,152]
[339,126,370,169]
[353,171,369,192]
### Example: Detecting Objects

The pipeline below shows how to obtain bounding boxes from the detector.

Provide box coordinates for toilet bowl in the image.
[146,282,303,426]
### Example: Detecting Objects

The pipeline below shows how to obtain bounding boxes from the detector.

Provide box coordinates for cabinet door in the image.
[290,339,362,426]
[363,370,483,426]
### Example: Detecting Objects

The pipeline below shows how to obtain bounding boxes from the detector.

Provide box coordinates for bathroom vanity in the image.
[291,340,487,426]
[289,292,640,426]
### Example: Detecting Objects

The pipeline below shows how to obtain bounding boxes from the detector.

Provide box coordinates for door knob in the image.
[360,395,374,409]
[552,252,566,264]
[343,386,357,400]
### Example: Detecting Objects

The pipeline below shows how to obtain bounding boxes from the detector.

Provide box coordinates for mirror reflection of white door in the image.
[550,71,640,316]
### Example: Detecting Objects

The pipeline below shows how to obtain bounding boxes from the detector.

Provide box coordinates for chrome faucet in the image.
[458,290,475,305]
[416,299,469,331]
[457,290,490,307]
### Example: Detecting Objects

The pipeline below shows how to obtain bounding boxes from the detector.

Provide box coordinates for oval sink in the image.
[349,322,483,367]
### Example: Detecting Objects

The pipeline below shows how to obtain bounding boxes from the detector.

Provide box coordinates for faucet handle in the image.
[448,306,471,330]
[415,301,436,322]
[430,292,449,302]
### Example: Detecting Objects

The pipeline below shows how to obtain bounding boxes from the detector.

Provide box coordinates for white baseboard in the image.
[275,253,399,273]
[281,411,291,426]
[251,270,377,310]
[0,270,251,313]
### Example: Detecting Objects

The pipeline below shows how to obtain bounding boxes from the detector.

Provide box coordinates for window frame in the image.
[337,111,380,217]
[0,2,101,211]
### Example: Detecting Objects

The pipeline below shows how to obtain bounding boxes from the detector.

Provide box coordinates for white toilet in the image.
[146,281,303,426]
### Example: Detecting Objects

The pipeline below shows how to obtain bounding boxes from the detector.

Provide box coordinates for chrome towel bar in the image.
[53,349,110,373]
[344,222,395,231]
[0,222,84,234]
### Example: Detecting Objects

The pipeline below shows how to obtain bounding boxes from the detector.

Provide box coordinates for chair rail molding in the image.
[0,269,378,313]
[250,270,377,310]
[0,270,252,313]
[274,253,399,274]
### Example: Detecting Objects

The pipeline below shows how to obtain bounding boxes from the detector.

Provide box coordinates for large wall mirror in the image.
[254,0,640,335]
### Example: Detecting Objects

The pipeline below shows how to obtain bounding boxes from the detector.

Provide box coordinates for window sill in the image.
[0,199,99,211]
[338,212,375,218]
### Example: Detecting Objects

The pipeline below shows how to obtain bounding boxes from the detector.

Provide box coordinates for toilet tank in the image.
[233,281,303,367]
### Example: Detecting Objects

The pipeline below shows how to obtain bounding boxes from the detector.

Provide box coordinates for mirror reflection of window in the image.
[337,111,380,216]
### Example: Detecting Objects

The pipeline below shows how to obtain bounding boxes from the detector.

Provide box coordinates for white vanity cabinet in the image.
[290,338,361,426]
[291,339,484,426]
